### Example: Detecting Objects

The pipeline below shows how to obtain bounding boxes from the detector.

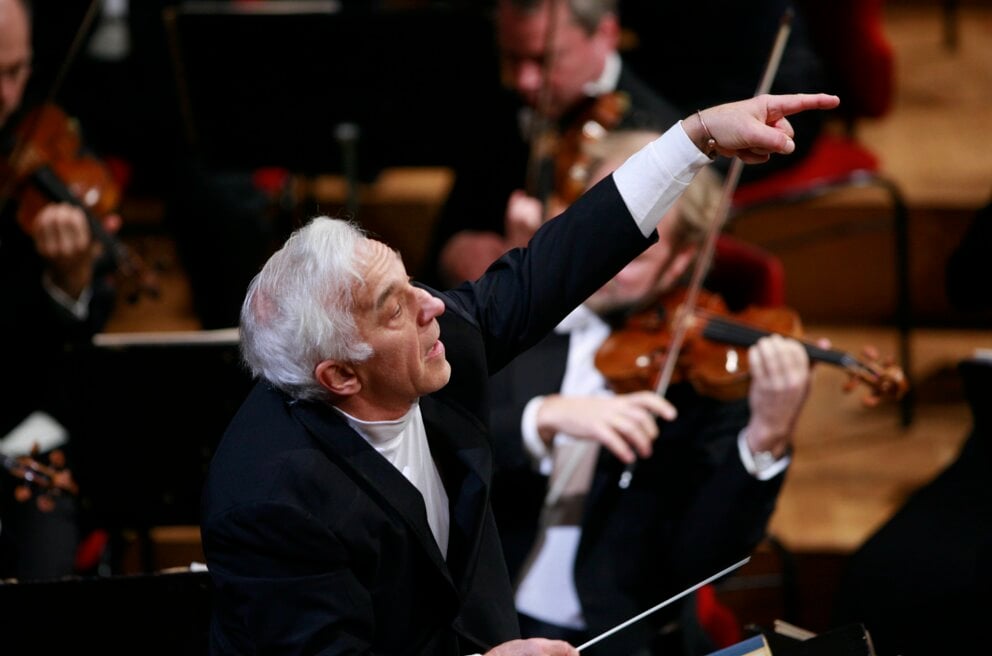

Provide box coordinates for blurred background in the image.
[1,1,990,654]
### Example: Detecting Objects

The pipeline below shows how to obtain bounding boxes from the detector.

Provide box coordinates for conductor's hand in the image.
[536,391,677,464]
[688,93,840,163]
[484,637,580,656]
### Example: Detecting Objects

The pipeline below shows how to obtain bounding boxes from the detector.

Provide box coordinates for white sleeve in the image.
[522,396,554,475]
[41,272,92,320]
[612,120,712,238]
[737,429,791,481]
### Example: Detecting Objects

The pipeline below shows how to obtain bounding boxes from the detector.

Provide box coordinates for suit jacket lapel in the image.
[293,401,453,581]
[420,395,492,592]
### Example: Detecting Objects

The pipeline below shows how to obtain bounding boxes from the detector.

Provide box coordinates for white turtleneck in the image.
[337,404,450,558]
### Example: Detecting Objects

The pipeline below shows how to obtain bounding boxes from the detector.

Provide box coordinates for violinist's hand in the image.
[745,334,812,457]
[504,189,543,249]
[438,229,508,286]
[536,391,677,464]
[484,638,579,656]
[688,93,840,163]
[30,202,119,300]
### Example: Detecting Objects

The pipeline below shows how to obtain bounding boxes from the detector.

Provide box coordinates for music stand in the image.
[71,330,252,554]
[0,569,212,655]
[163,1,504,181]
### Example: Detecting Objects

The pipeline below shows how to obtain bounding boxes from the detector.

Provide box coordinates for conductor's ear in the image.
[316,359,361,397]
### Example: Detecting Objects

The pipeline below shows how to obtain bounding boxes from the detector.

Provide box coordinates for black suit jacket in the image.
[201,176,658,655]
[0,183,116,438]
[489,330,786,655]
[0,173,116,580]
[832,358,992,656]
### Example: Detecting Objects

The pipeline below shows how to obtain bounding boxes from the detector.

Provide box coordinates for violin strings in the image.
[691,309,875,377]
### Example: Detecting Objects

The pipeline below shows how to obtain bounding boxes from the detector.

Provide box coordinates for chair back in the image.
[709,234,787,312]
[797,0,895,126]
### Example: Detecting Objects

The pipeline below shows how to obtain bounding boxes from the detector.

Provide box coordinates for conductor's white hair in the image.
[239,217,373,403]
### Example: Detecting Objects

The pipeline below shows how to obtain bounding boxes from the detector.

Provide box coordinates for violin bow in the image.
[524,0,564,218]
[619,8,794,489]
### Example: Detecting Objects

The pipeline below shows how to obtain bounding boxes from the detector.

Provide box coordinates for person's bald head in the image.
[0,0,31,128]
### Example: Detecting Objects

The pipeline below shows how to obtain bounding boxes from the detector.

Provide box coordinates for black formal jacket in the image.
[201,176,658,655]
[0,110,117,439]
[488,331,787,656]
[421,62,682,286]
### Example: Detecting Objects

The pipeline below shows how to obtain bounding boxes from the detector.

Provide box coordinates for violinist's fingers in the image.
[758,338,784,385]
[628,390,678,422]
[747,335,811,448]
[862,344,880,361]
[505,190,543,248]
[615,404,660,457]
[14,485,32,503]
[537,393,673,463]
[592,417,646,463]
[36,495,55,513]
[602,392,677,461]
[751,334,810,390]
[33,202,90,260]
[438,230,507,284]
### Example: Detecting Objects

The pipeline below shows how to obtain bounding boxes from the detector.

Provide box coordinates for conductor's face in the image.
[351,239,450,416]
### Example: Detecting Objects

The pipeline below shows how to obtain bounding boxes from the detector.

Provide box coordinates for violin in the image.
[2,447,79,513]
[526,88,631,220]
[0,102,158,302]
[594,287,909,405]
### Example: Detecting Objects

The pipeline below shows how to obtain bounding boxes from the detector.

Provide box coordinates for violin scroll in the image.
[840,344,909,407]
[595,287,911,407]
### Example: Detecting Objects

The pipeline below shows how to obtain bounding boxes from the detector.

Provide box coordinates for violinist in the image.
[0,0,116,580]
[487,129,816,655]
[423,0,681,288]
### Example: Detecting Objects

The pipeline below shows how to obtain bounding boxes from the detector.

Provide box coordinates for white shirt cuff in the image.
[522,396,554,475]
[737,429,790,481]
[41,272,92,320]
[612,120,713,238]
